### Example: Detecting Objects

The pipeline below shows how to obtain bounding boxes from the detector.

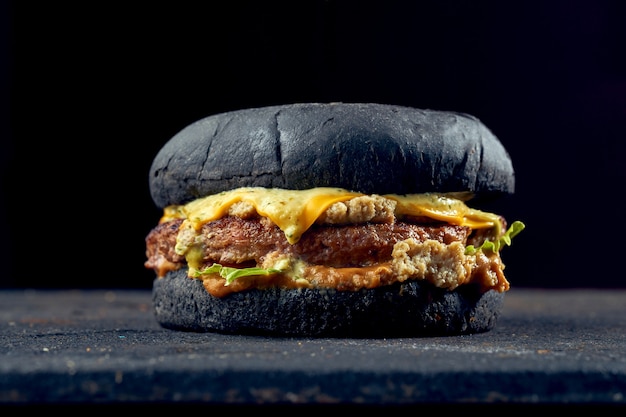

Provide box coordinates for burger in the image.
[144,103,524,337]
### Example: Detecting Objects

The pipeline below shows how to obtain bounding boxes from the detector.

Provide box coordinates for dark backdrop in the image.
[2,1,625,289]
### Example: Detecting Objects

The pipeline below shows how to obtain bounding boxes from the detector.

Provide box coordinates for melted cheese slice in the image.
[388,194,501,231]
[162,187,502,244]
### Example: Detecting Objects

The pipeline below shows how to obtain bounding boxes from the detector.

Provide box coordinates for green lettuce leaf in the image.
[465,220,526,255]
[192,263,283,286]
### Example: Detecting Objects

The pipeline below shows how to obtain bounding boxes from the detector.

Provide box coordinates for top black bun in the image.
[149,102,514,209]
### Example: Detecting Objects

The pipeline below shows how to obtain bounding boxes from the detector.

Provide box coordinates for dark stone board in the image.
[0,288,625,410]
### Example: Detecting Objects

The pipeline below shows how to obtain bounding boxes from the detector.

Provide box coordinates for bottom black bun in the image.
[152,269,505,337]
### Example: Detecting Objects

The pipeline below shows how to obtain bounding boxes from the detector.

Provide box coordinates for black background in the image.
[1,0,625,289]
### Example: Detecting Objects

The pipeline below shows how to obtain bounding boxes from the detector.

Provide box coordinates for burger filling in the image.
[145,187,524,298]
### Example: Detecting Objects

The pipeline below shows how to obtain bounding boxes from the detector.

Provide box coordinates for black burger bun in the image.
[148,103,516,337]
[149,102,514,209]
[153,269,505,337]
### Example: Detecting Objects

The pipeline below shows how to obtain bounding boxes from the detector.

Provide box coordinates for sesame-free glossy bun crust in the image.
[149,103,514,208]
[152,269,505,337]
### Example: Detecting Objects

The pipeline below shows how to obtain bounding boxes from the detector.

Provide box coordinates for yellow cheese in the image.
[175,187,362,244]
[162,187,501,244]
[388,194,501,232]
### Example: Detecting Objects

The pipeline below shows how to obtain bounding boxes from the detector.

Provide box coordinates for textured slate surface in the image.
[0,288,625,408]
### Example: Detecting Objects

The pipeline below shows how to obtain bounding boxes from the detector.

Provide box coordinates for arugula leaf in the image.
[192,263,283,285]
[465,220,526,255]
